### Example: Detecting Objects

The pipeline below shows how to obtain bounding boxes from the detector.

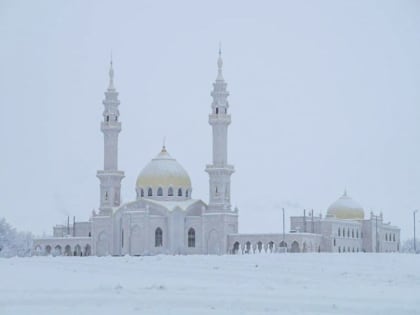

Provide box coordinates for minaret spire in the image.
[108,54,115,90]
[217,42,223,80]
[203,46,238,254]
[97,58,125,215]
[206,47,234,211]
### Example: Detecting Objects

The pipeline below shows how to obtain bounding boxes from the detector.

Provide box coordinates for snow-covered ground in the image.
[0,254,419,315]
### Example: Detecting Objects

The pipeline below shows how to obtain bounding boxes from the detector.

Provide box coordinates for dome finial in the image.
[162,136,166,152]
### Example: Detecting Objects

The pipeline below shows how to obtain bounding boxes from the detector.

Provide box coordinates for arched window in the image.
[148,188,152,196]
[393,234,396,242]
[338,228,341,237]
[343,247,346,252]
[155,228,163,247]
[105,191,108,201]
[338,246,341,253]
[186,189,189,198]
[352,229,354,238]
[216,107,219,114]
[347,229,350,238]
[168,187,173,196]
[188,228,195,248]
[385,233,388,241]
[178,188,182,197]
[356,230,359,238]
[106,115,109,122]
[157,187,163,196]
[141,189,144,197]
[333,238,336,246]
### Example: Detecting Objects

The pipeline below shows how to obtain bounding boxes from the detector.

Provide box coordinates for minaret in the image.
[205,47,234,212]
[96,58,125,215]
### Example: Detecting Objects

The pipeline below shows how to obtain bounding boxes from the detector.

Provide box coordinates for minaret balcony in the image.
[205,164,234,175]
[208,114,231,125]
[101,121,122,131]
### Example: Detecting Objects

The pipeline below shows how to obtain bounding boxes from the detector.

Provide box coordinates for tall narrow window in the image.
[148,188,152,196]
[186,189,189,198]
[338,228,341,237]
[106,115,109,122]
[141,189,144,197]
[347,229,350,237]
[155,228,163,247]
[188,228,195,248]
[157,187,163,196]
[121,230,124,248]
[168,187,173,196]
[216,107,219,114]
[178,188,182,197]
[352,229,354,238]
[105,191,108,201]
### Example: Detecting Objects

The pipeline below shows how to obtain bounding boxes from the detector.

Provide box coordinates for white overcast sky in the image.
[1,0,420,239]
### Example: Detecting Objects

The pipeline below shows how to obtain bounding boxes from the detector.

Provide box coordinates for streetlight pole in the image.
[282,208,285,245]
[414,210,418,253]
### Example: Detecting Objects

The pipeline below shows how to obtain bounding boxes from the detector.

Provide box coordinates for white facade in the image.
[33,52,400,256]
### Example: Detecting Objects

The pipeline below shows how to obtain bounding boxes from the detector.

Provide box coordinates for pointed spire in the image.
[217,42,223,80]
[108,53,115,90]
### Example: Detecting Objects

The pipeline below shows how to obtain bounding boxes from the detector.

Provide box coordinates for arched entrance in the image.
[64,245,72,256]
[84,244,91,256]
[232,242,240,254]
[54,245,62,256]
[45,245,52,255]
[74,244,82,256]
[290,241,300,253]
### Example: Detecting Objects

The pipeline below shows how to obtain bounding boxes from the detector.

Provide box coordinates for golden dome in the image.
[136,147,191,198]
[326,191,364,220]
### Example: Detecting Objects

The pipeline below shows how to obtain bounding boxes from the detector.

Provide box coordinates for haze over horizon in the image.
[1,0,420,240]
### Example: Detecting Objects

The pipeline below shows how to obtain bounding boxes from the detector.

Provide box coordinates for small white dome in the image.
[136,147,192,200]
[326,191,364,220]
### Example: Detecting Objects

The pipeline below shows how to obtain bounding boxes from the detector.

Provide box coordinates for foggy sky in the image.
[1,0,420,240]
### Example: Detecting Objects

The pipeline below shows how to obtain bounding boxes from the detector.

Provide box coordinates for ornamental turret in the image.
[96,58,125,215]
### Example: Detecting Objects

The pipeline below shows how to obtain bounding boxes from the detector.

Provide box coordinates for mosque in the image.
[33,51,400,256]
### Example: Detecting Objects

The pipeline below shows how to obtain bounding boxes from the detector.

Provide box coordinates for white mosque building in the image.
[33,51,400,256]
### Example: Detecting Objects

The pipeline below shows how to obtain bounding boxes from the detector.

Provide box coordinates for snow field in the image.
[0,253,419,315]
